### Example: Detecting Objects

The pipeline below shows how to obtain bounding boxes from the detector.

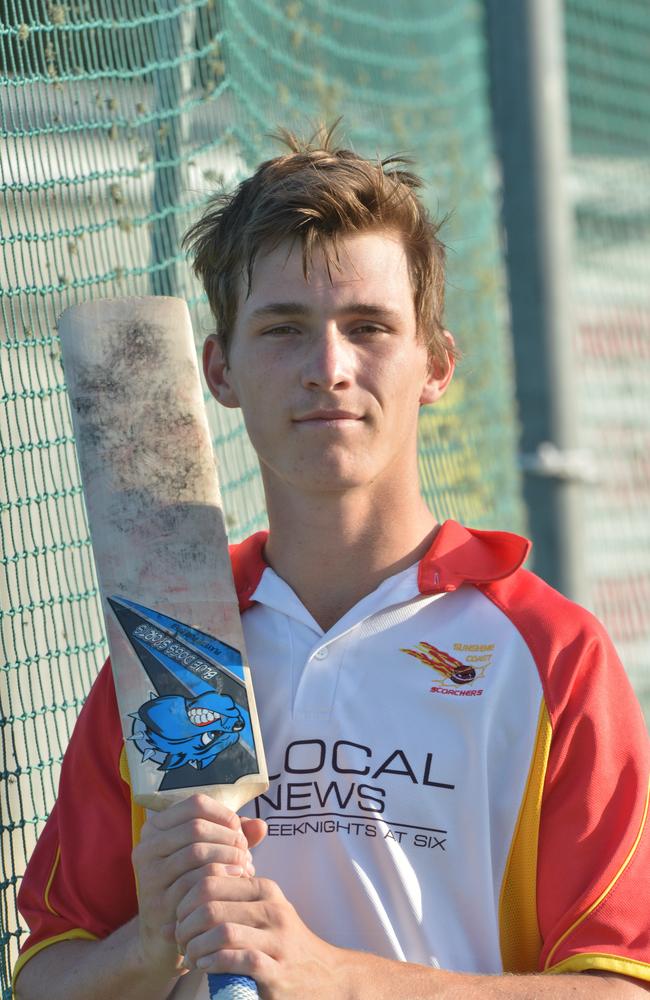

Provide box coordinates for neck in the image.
[263,475,438,631]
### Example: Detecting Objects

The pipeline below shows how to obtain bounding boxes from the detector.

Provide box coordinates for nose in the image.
[301,324,354,391]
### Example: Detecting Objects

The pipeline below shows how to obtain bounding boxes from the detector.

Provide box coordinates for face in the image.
[204,230,454,500]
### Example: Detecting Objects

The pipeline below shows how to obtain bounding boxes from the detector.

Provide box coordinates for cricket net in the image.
[565,0,650,719]
[1,0,522,992]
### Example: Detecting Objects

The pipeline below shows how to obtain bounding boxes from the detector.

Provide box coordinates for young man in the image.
[14,129,650,999]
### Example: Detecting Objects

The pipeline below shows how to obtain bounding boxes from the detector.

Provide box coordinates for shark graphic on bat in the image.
[108,596,260,779]
[134,691,246,771]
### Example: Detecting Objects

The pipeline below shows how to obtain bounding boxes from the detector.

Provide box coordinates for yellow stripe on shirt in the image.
[499,699,552,973]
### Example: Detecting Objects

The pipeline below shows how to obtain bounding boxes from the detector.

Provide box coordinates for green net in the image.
[564,0,650,713]
[0,0,523,992]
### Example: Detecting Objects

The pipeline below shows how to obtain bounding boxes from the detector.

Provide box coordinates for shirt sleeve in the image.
[490,569,650,982]
[14,658,141,981]
[538,619,650,978]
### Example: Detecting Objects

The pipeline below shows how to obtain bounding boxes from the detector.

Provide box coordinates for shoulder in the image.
[482,563,609,660]
[424,519,640,731]
[480,566,626,724]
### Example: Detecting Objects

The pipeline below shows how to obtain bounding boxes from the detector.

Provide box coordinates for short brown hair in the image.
[182,124,455,373]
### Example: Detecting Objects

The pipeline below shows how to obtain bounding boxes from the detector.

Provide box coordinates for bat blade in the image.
[58,296,268,998]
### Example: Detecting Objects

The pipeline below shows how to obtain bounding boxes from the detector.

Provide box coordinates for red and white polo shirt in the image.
[15,521,650,996]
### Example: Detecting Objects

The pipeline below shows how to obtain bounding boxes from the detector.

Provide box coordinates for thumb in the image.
[241,816,267,848]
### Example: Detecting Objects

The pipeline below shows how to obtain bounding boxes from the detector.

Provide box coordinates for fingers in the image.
[140,817,246,863]
[176,876,286,962]
[142,824,252,882]
[131,793,258,971]
[240,817,268,849]
[155,799,267,860]
[176,892,283,973]
[146,794,242,834]
[178,898,267,950]
[133,795,255,889]
[163,861,253,923]
[184,926,274,974]
[176,876,281,924]
[190,945,276,981]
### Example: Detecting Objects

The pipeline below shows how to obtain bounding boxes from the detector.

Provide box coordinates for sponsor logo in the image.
[252,737,453,853]
[401,641,495,697]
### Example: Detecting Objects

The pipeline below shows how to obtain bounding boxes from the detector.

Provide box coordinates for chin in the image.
[261,449,382,494]
[300,464,377,493]
[270,462,371,494]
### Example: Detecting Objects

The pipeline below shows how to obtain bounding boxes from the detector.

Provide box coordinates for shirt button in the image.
[314,647,329,660]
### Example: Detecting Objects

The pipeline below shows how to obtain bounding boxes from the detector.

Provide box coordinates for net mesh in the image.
[0,0,571,992]
[565,0,650,714]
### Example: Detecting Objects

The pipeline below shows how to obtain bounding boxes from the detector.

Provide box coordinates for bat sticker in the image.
[132,690,247,771]
[108,596,260,782]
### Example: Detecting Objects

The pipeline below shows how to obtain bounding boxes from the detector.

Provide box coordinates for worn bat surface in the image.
[58,295,268,999]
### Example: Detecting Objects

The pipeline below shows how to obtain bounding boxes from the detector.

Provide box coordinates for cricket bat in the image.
[58,296,269,1000]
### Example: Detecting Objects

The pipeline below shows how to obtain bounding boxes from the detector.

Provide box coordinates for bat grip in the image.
[207,972,259,999]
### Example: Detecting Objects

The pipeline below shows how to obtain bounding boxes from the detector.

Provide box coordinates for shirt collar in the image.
[229,531,269,612]
[229,520,531,612]
[417,519,531,593]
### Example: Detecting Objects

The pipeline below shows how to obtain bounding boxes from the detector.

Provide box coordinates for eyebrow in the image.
[247,302,401,322]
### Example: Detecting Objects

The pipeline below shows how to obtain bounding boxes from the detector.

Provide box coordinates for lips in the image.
[294,410,361,422]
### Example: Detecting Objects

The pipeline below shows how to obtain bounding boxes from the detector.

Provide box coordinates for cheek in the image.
[225,359,270,410]
[379,356,431,405]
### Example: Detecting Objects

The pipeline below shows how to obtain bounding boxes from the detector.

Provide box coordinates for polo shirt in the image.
[14,521,650,996]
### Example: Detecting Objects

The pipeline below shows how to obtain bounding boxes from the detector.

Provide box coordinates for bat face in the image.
[108,596,260,780]
[58,297,268,812]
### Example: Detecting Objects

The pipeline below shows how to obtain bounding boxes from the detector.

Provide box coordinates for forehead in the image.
[237,230,415,319]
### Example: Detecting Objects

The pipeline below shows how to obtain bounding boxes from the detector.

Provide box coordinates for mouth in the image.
[294,410,362,423]
[188,707,222,727]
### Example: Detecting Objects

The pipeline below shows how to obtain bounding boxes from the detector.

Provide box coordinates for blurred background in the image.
[1,0,648,993]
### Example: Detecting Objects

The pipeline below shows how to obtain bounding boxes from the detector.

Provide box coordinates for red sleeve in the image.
[488,570,650,979]
[16,659,139,969]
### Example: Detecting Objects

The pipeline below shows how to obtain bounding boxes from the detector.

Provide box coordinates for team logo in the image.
[401,641,495,696]
[401,642,476,684]
[108,596,260,789]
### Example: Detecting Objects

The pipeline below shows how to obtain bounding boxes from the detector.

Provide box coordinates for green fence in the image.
[1,0,525,993]
[565,0,650,711]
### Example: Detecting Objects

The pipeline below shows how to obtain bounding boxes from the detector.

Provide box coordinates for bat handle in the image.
[207,972,259,999]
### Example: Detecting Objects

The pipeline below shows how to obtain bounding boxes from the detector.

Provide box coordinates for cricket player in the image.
[14,127,650,999]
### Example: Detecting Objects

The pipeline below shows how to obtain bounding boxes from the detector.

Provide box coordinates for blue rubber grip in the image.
[207,972,259,999]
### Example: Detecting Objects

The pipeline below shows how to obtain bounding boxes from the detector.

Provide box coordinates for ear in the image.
[203,333,241,408]
[419,330,456,406]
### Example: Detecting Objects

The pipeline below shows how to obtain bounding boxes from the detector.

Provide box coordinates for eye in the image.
[351,323,387,336]
[261,324,300,336]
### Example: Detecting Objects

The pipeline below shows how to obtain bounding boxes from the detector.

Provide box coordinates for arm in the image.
[175,874,650,1000]
[15,796,264,1000]
[12,655,260,1000]
[14,919,179,1000]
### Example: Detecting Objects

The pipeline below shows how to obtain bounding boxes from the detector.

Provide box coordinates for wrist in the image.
[333,947,382,1000]
[132,916,184,981]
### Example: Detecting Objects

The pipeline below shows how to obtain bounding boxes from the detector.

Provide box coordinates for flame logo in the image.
[401,641,476,685]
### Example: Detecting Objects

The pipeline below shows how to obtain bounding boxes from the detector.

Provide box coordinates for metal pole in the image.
[485,0,588,603]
